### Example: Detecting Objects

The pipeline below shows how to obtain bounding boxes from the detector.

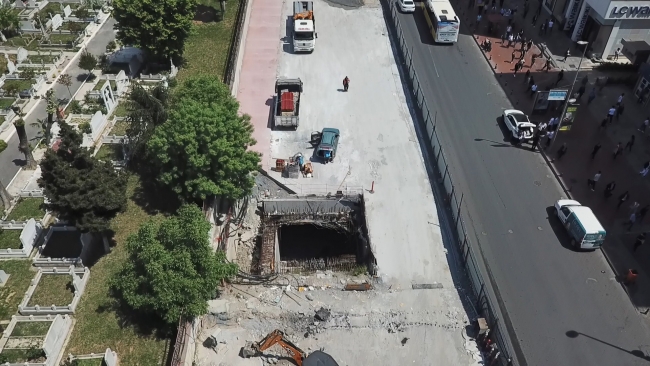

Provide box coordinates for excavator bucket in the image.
[303,351,340,366]
[240,341,257,358]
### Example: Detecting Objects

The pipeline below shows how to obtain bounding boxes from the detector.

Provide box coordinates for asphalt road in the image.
[395,6,650,366]
[0,18,117,188]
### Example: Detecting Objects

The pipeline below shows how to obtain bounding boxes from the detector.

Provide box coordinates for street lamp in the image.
[550,40,589,149]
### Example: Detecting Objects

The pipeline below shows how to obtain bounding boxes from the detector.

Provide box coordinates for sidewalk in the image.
[458,0,650,312]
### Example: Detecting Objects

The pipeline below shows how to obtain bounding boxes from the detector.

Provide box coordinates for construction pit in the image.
[192,175,483,366]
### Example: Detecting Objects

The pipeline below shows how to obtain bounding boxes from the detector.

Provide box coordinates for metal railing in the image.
[223,0,250,89]
[381,1,516,365]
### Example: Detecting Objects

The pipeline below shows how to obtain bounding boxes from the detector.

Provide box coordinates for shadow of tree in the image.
[129,158,182,216]
[97,292,174,339]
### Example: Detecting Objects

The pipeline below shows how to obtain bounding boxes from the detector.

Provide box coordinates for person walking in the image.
[614,47,621,61]
[531,132,540,151]
[640,161,650,176]
[545,130,555,148]
[527,39,533,52]
[625,134,636,152]
[513,60,523,76]
[577,85,586,100]
[608,105,617,123]
[539,21,546,36]
[630,201,641,213]
[556,143,567,160]
[562,48,570,62]
[633,233,646,252]
[639,118,650,133]
[510,50,516,63]
[617,93,625,105]
[600,117,609,130]
[537,120,547,132]
[531,53,538,68]
[618,191,630,209]
[639,205,650,222]
[604,181,616,199]
[532,13,539,26]
[506,24,512,37]
[527,76,535,91]
[588,171,602,191]
[549,116,560,131]
[530,83,538,96]
[616,103,625,120]
[547,18,554,33]
[543,58,552,72]
[613,142,622,159]
[343,76,350,92]
[556,69,564,85]
[587,87,596,104]
[524,69,531,84]
[627,212,637,231]
[591,143,602,159]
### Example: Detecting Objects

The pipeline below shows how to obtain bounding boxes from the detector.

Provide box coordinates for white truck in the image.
[293,1,316,52]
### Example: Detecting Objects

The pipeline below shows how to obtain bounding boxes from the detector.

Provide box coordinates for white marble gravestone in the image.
[51,14,63,31]
[0,270,9,287]
[6,55,16,74]
[100,82,116,112]
[16,47,28,63]
[63,5,72,18]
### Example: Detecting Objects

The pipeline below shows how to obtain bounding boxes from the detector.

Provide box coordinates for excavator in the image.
[242,329,339,366]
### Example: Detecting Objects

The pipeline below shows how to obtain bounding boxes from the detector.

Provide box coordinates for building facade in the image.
[544,0,650,60]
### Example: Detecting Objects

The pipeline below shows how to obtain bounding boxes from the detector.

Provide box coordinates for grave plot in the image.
[5,198,45,222]
[108,119,128,136]
[34,227,107,267]
[94,144,124,162]
[0,261,34,321]
[0,315,73,365]
[0,229,22,250]
[18,267,90,315]
[66,348,118,366]
[0,219,42,259]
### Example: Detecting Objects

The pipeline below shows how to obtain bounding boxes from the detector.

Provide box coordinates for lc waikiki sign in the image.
[609,4,650,18]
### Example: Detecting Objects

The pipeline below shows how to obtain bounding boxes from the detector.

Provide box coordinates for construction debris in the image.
[412,283,444,290]
[344,283,372,291]
[314,307,331,322]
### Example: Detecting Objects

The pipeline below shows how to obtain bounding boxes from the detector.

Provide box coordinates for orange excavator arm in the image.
[254,330,306,366]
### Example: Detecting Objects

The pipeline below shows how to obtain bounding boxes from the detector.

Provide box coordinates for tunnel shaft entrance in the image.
[258,196,374,275]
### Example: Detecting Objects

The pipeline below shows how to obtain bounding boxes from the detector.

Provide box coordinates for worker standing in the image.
[343,76,350,92]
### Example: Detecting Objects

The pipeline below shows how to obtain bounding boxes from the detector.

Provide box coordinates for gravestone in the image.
[51,14,63,31]
[16,47,28,63]
[114,70,128,96]
[90,111,105,140]
[0,270,9,286]
[63,5,71,18]
[6,55,16,74]
[100,82,116,112]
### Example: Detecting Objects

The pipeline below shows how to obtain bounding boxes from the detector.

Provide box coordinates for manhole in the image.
[534,180,542,186]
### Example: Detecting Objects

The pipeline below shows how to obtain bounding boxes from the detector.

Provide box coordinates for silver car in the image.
[398,0,415,12]
[503,109,535,142]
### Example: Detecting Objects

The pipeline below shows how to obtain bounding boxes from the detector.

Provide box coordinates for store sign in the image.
[572,4,591,41]
[610,6,650,18]
[549,89,568,101]
[565,0,582,30]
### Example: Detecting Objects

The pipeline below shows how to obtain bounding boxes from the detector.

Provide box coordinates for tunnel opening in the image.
[257,195,375,274]
[278,223,357,260]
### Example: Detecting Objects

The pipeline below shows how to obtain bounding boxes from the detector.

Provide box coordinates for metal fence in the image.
[223,0,251,89]
[381,1,515,365]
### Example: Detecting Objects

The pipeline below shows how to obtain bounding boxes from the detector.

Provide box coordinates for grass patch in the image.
[109,80,116,91]
[6,198,45,221]
[0,98,15,110]
[95,144,124,161]
[39,2,63,20]
[26,54,58,64]
[110,120,128,136]
[93,80,107,91]
[48,33,78,45]
[72,359,104,366]
[0,260,34,321]
[64,175,171,366]
[2,79,35,93]
[0,229,22,250]
[28,274,75,306]
[111,103,128,119]
[1,35,29,47]
[176,0,240,82]
[11,321,52,337]
[0,348,45,363]
[61,21,90,31]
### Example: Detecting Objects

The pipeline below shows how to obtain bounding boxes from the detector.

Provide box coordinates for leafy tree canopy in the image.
[111,204,237,325]
[78,51,97,74]
[38,121,127,232]
[112,0,196,62]
[147,76,260,202]
[0,5,20,32]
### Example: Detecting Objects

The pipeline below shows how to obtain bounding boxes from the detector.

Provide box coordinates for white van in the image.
[554,200,606,250]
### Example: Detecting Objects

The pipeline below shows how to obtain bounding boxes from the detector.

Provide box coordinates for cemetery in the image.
[0,314,73,365]
[0,228,21,250]
[5,198,45,222]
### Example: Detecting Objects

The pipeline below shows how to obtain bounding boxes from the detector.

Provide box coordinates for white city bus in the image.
[421,0,460,44]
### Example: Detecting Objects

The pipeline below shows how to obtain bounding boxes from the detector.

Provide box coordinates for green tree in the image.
[38,121,127,232]
[44,89,57,145]
[67,21,85,35]
[57,73,73,97]
[147,76,260,202]
[124,81,169,161]
[73,7,90,20]
[14,119,36,169]
[0,5,20,40]
[19,68,35,80]
[77,51,97,78]
[0,140,13,210]
[112,0,196,63]
[111,204,237,325]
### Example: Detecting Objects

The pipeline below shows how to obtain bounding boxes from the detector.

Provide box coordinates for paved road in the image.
[0,18,117,188]
[395,7,650,366]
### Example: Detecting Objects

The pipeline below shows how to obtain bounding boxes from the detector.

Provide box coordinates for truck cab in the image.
[293,1,316,52]
[554,199,606,250]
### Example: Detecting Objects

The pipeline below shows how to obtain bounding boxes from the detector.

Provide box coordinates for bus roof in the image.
[426,0,459,22]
